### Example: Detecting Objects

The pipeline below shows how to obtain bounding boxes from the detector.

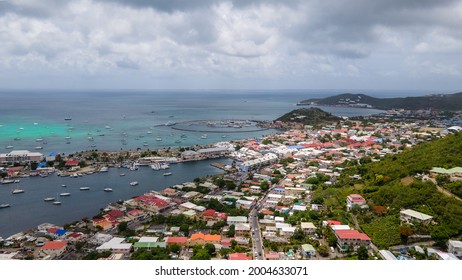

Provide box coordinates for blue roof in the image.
[55,229,68,236]
[37,162,47,168]
[49,152,57,156]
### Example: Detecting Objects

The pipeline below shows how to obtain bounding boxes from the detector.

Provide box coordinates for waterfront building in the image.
[0,150,43,164]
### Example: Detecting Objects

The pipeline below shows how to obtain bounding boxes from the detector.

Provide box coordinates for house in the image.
[189,233,221,246]
[234,223,251,236]
[96,237,133,254]
[301,244,316,258]
[40,241,67,258]
[134,237,167,250]
[334,229,371,252]
[229,252,252,260]
[379,250,397,260]
[400,209,433,224]
[300,222,316,235]
[448,240,462,257]
[166,237,188,246]
[227,216,248,225]
[346,194,366,211]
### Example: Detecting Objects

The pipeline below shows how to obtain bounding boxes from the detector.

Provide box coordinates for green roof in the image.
[301,244,315,252]
[134,242,167,248]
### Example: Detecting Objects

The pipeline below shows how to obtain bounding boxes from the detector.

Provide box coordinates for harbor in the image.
[0,158,230,238]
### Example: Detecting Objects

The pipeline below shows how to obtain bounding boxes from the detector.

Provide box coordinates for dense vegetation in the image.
[318,132,462,249]
[275,108,341,126]
[299,92,462,111]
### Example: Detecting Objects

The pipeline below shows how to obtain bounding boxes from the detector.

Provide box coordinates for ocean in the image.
[0,89,420,237]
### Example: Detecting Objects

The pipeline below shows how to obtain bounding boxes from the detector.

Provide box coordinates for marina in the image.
[0,158,230,237]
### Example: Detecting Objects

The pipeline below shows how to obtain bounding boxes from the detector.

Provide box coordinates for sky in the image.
[0,0,461,91]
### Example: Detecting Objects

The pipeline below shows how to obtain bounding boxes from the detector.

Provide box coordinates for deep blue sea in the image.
[0,89,428,237]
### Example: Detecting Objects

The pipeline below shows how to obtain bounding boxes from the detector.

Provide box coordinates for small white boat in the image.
[61,184,67,187]
[99,167,109,172]
[129,181,138,186]
[120,173,125,176]
[12,189,25,194]
[104,188,113,192]
[14,180,20,183]
[65,136,71,139]
[44,197,56,202]
[163,172,172,176]
[201,134,208,139]
[146,131,152,134]
[156,137,162,141]
[5,145,14,149]
[36,138,43,142]
[60,193,71,196]
[1,180,15,184]
[35,146,43,150]
[52,201,62,205]
[80,187,90,191]
[0,204,11,209]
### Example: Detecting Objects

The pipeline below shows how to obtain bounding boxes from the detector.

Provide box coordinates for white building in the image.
[448,240,462,257]
[96,237,133,254]
[0,150,43,163]
[400,209,433,224]
[227,216,248,225]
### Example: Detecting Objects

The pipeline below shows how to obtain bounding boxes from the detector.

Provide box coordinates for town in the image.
[1,111,462,261]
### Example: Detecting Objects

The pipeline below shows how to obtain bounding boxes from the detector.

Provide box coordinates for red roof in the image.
[203,209,216,217]
[326,220,341,225]
[108,209,124,218]
[70,233,83,239]
[65,160,79,166]
[347,194,366,203]
[336,230,371,241]
[229,253,252,260]
[47,228,59,234]
[42,241,67,250]
[166,237,188,244]
[135,195,169,208]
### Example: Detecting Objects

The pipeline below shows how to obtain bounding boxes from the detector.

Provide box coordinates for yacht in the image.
[14,180,20,183]
[60,192,71,196]
[44,197,56,202]
[80,187,90,191]
[129,181,139,186]
[99,166,109,172]
[163,172,172,176]
[36,138,43,142]
[61,184,67,187]
[12,189,25,194]
[201,134,208,139]
[146,131,152,134]
[156,137,162,141]
[52,201,62,205]
[5,145,13,149]
[151,163,161,170]
[104,188,113,192]
[35,146,43,150]
[64,117,72,121]
[0,204,11,209]
[2,180,15,184]
[120,173,125,176]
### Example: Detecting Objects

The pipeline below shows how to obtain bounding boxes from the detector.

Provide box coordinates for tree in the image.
[191,248,211,260]
[180,224,189,236]
[118,221,128,232]
[204,243,216,256]
[357,246,369,260]
[318,244,330,257]
[399,224,414,244]
[169,243,181,254]
[219,248,231,259]
[227,225,235,237]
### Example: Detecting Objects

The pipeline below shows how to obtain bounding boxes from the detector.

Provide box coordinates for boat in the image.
[65,136,71,139]
[221,135,227,138]
[44,197,56,202]
[99,167,109,172]
[160,163,170,169]
[150,162,161,170]
[156,137,162,141]
[175,140,181,143]
[60,192,71,196]
[52,201,62,205]
[104,188,113,192]
[105,125,111,129]
[163,172,172,176]
[1,180,14,184]
[5,145,13,149]
[13,137,21,141]
[35,146,43,150]
[129,181,138,186]
[36,138,43,142]
[12,189,25,194]
[120,173,125,176]
[146,131,152,134]
[201,134,208,139]
[80,187,90,191]
[0,204,11,209]
[61,184,67,187]
[165,121,176,126]
[14,180,20,183]
[64,117,72,121]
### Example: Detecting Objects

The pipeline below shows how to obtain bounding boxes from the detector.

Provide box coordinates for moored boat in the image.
[60,192,71,196]
[129,181,138,186]
[104,188,113,192]
[80,187,90,191]
[0,204,11,209]
[163,172,172,176]
[12,189,25,194]
[44,197,56,202]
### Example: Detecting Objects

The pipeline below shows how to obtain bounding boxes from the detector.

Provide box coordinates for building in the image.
[379,250,397,260]
[40,241,67,258]
[346,194,366,211]
[448,240,462,257]
[301,244,316,258]
[134,237,167,250]
[196,147,229,158]
[96,237,133,254]
[334,229,371,252]
[300,222,316,235]
[0,150,43,164]
[227,216,248,225]
[166,237,188,246]
[400,209,433,224]
[188,233,221,246]
[229,252,252,260]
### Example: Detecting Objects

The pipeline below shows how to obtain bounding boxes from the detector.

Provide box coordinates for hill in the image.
[275,107,341,126]
[337,132,462,248]
[299,92,462,111]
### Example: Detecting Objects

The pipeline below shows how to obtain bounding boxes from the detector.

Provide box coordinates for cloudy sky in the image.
[0,0,461,91]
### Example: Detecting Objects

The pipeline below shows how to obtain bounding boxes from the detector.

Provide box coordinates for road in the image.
[248,185,274,260]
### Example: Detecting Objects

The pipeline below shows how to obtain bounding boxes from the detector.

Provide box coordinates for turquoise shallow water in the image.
[0,89,387,154]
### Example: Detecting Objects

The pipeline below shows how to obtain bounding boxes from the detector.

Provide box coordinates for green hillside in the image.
[299,92,462,111]
[336,132,462,248]
[275,107,341,126]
